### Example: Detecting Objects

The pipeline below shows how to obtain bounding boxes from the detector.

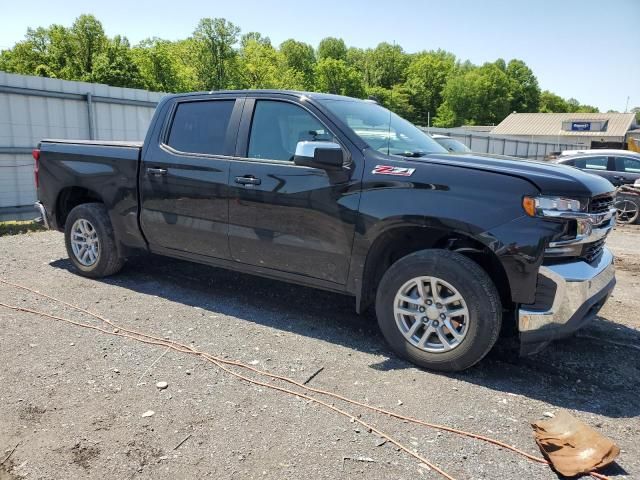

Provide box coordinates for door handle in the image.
[235,175,261,185]
[147,167,168,176]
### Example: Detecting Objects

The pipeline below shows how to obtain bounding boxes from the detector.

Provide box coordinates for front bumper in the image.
[518,247,616,355]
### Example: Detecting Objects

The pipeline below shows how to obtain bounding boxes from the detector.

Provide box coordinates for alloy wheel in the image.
[394,276,469,353]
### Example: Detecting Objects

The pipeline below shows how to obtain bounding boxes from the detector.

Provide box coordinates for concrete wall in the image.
[0,72,165,210]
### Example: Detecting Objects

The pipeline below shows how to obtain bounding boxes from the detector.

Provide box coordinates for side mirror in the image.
[294,141,344,170]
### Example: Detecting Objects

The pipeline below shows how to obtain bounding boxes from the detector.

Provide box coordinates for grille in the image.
[581,238,606,264]
[589,193,615,214]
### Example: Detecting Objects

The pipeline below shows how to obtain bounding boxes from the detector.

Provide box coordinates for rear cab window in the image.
[167,100,235,155]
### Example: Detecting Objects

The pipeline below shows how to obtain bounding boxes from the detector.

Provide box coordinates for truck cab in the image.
[34,90,617,372]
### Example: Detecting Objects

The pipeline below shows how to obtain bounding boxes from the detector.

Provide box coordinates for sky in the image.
[1,0,638,112]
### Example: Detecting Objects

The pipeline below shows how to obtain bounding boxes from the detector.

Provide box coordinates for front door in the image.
[140,97,242,259]
[227,98,360,285]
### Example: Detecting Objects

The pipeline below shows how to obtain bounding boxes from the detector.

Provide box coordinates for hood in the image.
[420,152,614,198]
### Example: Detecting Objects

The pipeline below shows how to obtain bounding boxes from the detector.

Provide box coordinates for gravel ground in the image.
[1,226,638,480]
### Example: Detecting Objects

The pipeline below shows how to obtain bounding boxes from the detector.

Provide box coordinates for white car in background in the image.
[431,134,472,153]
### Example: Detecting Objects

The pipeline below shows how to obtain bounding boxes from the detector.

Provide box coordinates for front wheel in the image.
[64,203,125,278]
[375,249,502,372]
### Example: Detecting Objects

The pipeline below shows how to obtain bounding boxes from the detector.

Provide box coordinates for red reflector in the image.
[33,149,40,188]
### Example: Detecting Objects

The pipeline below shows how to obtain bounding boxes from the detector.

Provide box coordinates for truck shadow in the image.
[50,255,640,420]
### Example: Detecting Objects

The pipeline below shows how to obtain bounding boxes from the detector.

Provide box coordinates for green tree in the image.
[240,32,271,48]
[506,59,540,112]
[539,90,568,112]
[132,38,189,92]
[91,35,143,88]
[279,39,316,89]
[405,50,456,125]
[70,14,107,79]
[191,17,240,90]
[367,42,409,89]
[631,107,640,123]
[314,58,364,97]
[238,39,280,89]
[366,84,415,121]
[566,98,599,113]
[0,24,74,78]
[345,47,373,86]
[317,37,347,61]
[435,62,511,126]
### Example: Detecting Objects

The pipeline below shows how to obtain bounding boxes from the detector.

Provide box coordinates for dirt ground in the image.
[1,225,638,480]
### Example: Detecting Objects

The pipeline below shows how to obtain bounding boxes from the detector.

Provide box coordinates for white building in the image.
[491,112,637,150]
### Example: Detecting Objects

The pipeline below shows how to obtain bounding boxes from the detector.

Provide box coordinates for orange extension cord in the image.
[0,279,610,480]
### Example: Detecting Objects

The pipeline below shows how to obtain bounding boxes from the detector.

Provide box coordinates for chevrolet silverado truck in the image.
[34,90,617,371]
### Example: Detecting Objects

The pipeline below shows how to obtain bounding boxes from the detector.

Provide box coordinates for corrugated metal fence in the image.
[0,72,165,216]
[422,126,582,159]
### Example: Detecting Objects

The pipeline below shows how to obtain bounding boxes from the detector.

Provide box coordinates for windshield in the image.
[318,99,447,157]
[434,137,472,153]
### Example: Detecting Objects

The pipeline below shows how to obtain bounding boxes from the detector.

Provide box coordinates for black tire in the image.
[375,249,501,372]
[64,203,125,278]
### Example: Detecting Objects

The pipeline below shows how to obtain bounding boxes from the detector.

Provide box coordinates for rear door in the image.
[140,96,243,259]
[227,96,360,285]
[613,156,640,185]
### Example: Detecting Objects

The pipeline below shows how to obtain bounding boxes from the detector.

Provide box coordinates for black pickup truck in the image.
[34,90,617,371]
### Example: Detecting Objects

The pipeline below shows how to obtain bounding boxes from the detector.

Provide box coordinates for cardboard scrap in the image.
[531,411,619,476]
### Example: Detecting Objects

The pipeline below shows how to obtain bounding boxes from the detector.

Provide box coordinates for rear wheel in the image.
[375,249,502,372]
[64,203,124,278]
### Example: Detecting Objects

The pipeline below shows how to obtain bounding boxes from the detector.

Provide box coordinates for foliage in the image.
[314,58,364,97]
[435,62,511,127]
[539,90,569,112]
[317,37,347,61]
[91,36,143,88]
[279,39,316,89]
[0,221,46,236]
[366,85,415,120]
[191,17,240,90]
[505,59,540,112]
[0,15,602,127]
[405,50,456,125]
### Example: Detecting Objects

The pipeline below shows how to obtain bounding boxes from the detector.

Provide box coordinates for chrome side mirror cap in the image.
[294,141,344,170]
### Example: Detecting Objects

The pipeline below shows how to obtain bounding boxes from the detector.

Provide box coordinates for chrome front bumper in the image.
[34,201,50,229]
[519,247,616,354]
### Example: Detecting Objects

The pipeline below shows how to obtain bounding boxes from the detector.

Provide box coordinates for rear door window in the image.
[573,156,608,170]
[615,157,640,173]
[167,100,235,155]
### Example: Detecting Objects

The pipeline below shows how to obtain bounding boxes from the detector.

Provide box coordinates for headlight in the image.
[522,196,585,217]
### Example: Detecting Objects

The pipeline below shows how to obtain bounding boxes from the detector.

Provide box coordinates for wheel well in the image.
[359,227,512,314]
[56,187,103,229]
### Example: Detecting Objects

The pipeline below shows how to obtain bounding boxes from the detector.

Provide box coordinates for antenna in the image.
[625,96,630,113]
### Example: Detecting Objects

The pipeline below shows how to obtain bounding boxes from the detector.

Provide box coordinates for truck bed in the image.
[37,138,145,251]
[41,139,143,148]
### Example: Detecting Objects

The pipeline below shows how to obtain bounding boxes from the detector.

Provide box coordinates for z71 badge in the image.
[372,165,416,176]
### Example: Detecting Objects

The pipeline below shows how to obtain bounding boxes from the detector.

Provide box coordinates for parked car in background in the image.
[554,150,640,187]
[431,134,472,153]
